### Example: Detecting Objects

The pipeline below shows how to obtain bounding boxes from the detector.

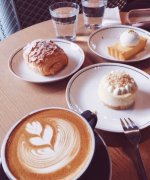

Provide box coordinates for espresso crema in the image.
[6,109,94,180]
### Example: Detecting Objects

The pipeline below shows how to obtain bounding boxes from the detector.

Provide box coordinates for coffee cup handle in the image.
[81,110,97,130]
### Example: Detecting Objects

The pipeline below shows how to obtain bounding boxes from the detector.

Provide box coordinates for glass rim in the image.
[81,0,108,5]
[49,2,79,11]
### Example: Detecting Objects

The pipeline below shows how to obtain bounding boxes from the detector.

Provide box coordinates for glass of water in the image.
[49,2,79,41]
[82,0,107,29]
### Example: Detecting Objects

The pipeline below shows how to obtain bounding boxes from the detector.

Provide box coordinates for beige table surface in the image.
[0,13,150,180]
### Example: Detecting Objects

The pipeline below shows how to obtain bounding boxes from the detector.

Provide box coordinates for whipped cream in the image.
[103,71,137,96]
[120,29,140,47]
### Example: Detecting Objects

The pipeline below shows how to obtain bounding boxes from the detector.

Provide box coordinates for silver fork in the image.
[120,118,148,180]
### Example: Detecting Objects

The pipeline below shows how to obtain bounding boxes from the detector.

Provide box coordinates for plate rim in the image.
[66,62,150,133]
[88,25,150,63]
[8,38,85,83]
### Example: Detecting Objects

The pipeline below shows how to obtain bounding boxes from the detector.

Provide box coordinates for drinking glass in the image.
[49,2,79,41]
[82,0,107,29]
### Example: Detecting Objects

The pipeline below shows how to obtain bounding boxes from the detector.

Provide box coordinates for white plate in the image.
[88,25,150,63]
[66,63,150,133]
[9,39,85,83]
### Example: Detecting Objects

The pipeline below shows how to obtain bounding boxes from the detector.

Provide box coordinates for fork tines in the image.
[120,118,139,131]
[120,118,148,180]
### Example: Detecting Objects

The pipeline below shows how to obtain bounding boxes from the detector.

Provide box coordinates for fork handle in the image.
[135,147,148,180]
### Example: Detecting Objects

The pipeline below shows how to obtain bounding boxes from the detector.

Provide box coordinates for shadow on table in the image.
[96,125,150,180]
[0,163,8,180]
[79,131,111,180]
[96,125,150,147]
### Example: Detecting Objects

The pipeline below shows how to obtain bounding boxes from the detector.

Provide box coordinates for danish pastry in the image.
[23,39,68,76]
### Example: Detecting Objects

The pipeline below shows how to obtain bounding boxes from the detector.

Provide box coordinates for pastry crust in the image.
[23,39,68,76]
[102,101,135,110]
[108,37,147,60]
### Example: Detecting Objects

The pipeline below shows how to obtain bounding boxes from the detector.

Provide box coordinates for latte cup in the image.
[1,107,97,180]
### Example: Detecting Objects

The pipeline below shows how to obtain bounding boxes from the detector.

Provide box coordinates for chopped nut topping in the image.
[23,39,58,64]
[104,71,137,95]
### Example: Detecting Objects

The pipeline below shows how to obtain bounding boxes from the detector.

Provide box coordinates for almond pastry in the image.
[23,39,68,76]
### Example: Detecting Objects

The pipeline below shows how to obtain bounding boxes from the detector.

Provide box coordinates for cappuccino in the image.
[4,108,95,180]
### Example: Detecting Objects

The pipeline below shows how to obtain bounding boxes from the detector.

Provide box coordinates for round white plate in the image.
[66,63,150,133]
[88,25,150,63]
[9,39,85,83]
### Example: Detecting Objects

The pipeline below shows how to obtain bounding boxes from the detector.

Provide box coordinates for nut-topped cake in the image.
[107,29,147,60]
[23,39,68,76]
[98,71,138,110]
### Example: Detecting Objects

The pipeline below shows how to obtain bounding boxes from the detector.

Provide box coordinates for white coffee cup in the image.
[1,107,96,180]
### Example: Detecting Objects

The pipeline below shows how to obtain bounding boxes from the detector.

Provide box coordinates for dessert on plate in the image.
[98,71,138,110]
[23,39,68,76]
[107,29,147,60]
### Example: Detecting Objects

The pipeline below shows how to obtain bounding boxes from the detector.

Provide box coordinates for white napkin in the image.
[102,7,122,27]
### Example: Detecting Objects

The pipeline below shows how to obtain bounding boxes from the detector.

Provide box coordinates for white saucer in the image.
[66,63,150,133]
[9,39,85,83]
[88,25,150,63]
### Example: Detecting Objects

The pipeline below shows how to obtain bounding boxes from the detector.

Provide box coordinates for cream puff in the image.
[98,71,138,110]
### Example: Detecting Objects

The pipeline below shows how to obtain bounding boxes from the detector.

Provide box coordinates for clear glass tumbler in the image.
[49,2,79,41]
[82,0,107,29]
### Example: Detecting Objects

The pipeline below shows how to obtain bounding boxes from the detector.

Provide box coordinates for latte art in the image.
[18,119,80,174]
[5,109,94,180]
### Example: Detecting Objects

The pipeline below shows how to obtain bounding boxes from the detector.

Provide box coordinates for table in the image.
[0,13,150,180]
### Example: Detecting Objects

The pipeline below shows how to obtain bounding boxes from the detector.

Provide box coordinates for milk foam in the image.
[18,118,80,174]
